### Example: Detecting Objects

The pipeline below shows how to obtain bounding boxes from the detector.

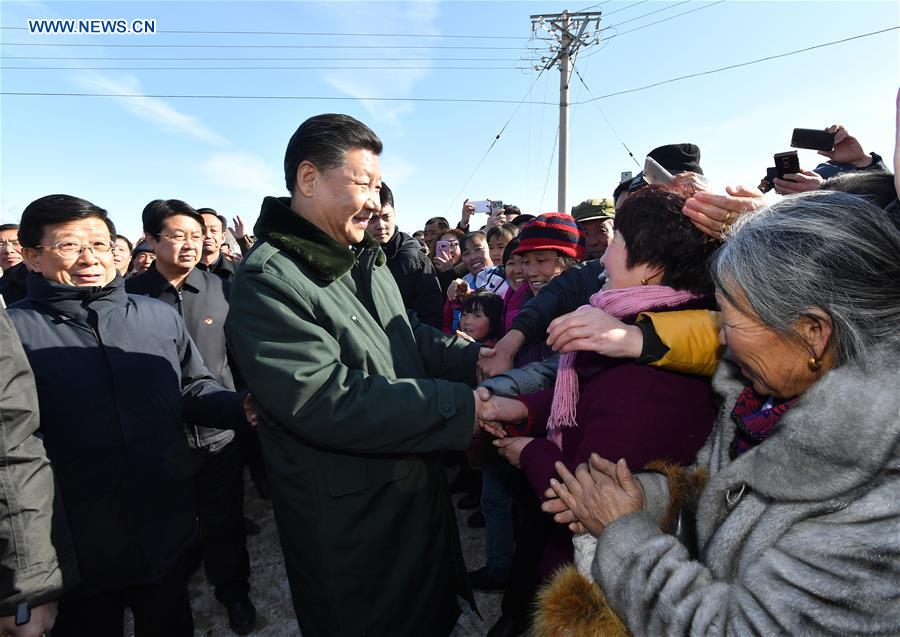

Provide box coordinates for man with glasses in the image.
[0,223,27,305]
[7,194,255,637]
[196,208,236,281]
[126,199,257,635]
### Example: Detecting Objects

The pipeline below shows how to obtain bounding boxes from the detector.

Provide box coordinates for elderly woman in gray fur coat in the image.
[536,191,900,636]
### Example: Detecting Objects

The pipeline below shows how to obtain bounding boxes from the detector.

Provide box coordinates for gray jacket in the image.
[479,353,559,398]
[0,307,78,616]
[591,349,900,636]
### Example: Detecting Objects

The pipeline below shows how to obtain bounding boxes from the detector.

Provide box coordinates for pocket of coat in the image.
[326,459,413,498]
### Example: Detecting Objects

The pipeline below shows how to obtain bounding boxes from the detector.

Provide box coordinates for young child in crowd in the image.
[457,290,504,346]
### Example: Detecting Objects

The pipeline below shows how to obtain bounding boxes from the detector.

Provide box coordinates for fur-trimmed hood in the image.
[253,195,385,282]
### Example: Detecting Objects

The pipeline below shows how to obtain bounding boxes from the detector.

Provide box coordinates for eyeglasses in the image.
[159,232,203,243]
[0,239,21,251]
[445,240,460,247]
[37,240,113,258]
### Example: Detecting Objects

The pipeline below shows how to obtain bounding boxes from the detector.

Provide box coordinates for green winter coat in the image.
[225,197,478,637]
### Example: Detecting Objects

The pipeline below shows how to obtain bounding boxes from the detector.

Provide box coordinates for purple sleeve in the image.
[517,388,555,436]
[519,438,566,501]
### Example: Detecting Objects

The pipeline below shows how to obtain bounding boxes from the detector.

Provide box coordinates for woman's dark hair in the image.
[142,199,206,237]
[502,237,521,264]
[503,204,521,217]
[819,170,897,210]
[19,194,115,248]
[486,223,518,244]
[283,113,382,194]
[462,231,487,252]
[380,182,394,209]
[510,214,535,228]
[461,290,504,342]
[614,186,716,295]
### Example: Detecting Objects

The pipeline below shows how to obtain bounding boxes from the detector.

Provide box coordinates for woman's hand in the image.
[820,124,872,167]
[683,185,766,240]
[548,454,644,536]
[493,436,534,467]
[433,252,455,272]
[546,306,643,358]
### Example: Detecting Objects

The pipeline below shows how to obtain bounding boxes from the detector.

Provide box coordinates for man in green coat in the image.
[225,114,486,636]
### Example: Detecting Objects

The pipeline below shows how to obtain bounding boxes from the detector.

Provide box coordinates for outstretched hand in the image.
[546,306,643,358]
[547,454,644,536]
[683,185,765,240]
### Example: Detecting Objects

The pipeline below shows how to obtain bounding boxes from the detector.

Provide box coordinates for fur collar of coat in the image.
[253,196,385,283]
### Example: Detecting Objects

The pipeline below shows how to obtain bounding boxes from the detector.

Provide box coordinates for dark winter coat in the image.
[7,274,245,596]
[0,307,79,616]
[381,228,444,328]
[197,253,236,281]
[225,196,480,637]
[0,262,28,307]
[126,263,238,450]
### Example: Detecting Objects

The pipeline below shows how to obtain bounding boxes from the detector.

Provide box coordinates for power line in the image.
[2,55,529,61]
[600,0,692,31]
[570,59,641,167]
[540,127,560,210]
[0,25,526,40]
[442,67,549,215]
[601,1,650,18]
[605,0,726,41]
[1,42,536,50]
[2,65,521,71]
[575,25,900,103]
[3,27,893,106]
[0,91,558,106]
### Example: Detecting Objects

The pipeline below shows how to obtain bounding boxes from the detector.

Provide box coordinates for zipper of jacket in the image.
[175,288,201,448]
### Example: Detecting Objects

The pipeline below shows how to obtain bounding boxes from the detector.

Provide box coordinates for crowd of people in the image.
[1,94,898,637]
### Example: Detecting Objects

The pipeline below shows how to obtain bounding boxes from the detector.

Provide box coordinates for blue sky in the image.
[1,0,898,241]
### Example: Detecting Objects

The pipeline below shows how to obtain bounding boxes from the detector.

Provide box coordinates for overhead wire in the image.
[0,25,526,40]
[601,1,650,18]
[1,65,521,71]
[569,59,641,167]
[0,55,533,61]
[0,42,537,50]
[441,66,550,215]
[599,0,692,31]
[574,25,900,104]
[540,127,560,210]
[604,0,726,41]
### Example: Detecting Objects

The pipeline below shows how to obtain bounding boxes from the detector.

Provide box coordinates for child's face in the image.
[461,236,491,275]
[459,305,492,341]
[488,237,508,266]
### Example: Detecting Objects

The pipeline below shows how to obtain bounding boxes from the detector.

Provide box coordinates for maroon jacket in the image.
[516,315,717,574]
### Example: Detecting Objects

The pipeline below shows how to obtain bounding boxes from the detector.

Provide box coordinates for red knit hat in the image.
[513,213,586,260]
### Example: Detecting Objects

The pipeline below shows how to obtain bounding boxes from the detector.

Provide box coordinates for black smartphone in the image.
[774,151,800,179]
[791,128,836,152]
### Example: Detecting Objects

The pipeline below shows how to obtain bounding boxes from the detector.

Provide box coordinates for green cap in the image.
[571,198,615,223]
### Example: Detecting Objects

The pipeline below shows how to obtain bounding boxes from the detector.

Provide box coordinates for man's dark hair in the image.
[380,182,394,209]
[283,113,383,194]
[142,199,206,237]
[614,186,717,295]
[0,223,19,233]
[503,204,521,217]
[425,216,450,230]
[19,194,115,249]
[116,234,134,252]
[819,170,897,210]
[196,208,228,233]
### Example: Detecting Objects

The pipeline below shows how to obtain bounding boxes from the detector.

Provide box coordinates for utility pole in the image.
[530,10,602,214]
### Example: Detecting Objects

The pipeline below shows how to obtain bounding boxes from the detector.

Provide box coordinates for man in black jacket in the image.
[366,182,444,327]
[196,208,236,281]
[8,194,254,637]
[126,199,256,635]
[0,223,28,307]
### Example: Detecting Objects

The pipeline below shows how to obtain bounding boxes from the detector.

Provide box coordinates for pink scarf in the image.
[546,285,703,449]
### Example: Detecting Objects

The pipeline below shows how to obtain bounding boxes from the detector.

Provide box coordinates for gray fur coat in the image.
[589,349,900,636]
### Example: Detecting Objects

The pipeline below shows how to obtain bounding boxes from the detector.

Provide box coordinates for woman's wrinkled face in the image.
[716,290,824,399]
[521,249,565,295]
[461,236,491,275]
[504,254,525,291]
